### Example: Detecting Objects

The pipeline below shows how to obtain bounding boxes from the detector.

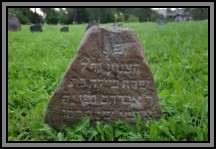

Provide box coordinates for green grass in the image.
[8,21,208,141]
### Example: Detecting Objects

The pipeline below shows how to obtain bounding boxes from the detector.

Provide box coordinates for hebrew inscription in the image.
[45,26,162,130]
[68,78,150,90]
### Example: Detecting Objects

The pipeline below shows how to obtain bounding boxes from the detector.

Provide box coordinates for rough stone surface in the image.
[8,13,21,31]
[45,26,162,130]
[60,26,69,32]
[30,23,43,32]
[86,20,98,31]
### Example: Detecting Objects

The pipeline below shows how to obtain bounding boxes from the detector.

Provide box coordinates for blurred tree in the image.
[135,8,152,22]
[151,9,163,21]
[86,8,102,23]
[127,14,139,22]
[40,8,59,24]
[116,8,128,21]
[8,8,43,24]
[114,12,125,22]
[99,8,116,23]
[190,8,208,20]
[58,8,69,24]
[65,8,76,24]
[115,8,157,22]
[9,7,170,25]
[76,8,88,24]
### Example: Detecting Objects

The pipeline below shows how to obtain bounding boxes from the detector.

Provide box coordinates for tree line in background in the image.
[8,8,208,25]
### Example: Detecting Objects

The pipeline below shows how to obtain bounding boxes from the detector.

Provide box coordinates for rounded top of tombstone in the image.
[86,26,133,34]
[82,26,134,46]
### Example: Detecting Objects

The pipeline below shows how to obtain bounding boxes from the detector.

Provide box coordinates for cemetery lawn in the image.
[8,21,208,141]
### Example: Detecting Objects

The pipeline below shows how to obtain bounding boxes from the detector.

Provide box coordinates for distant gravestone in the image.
[60,26,69,32]
[8,13,21,31]
[174,15,184,22]
[86,20,98,31]
[30,23,43,32]
[44,26,162,130]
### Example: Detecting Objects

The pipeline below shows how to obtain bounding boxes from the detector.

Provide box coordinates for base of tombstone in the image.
[45,109,161,131]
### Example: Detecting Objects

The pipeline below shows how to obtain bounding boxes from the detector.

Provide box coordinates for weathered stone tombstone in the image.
[86,20,99,31]
[44,26,162,130]
[30,23,43,32]
[8,13,21,31]
[60,26,69,32]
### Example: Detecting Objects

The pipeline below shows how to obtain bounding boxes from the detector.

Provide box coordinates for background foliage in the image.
[8,8,208,25]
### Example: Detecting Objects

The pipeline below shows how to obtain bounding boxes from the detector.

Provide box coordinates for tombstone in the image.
[86,20,98,31]
[60,26,69,32]
[8,13,21,31]
[174,14,184,22]
[30,23,43,32]
[44,26,162,130]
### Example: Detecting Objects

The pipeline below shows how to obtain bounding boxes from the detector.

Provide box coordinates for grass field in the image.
[8,21,208,141]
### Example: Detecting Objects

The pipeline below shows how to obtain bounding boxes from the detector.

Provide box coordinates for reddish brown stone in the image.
[44,26,162,130]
